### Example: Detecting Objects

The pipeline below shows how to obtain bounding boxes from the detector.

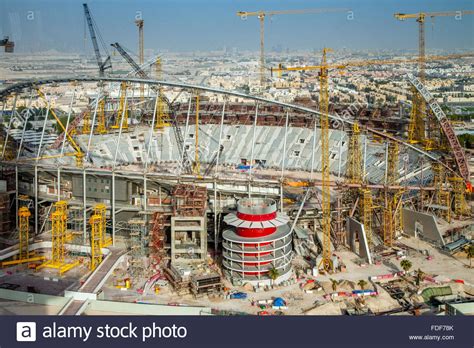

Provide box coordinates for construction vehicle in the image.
[83,3,112,76]
[0,36,14,53]
[236,8,349,88]
[394,10,474,148]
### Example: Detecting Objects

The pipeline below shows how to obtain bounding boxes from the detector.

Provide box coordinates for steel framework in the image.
[89,214,103,270]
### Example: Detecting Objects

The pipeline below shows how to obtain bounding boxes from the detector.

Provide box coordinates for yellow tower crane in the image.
[82,111,91,135]
[272,51,472,263]
[236,8,349,88]
[135,19,145,101]
[394,10,474,148]
[193,91,201,176]
[154,57,170,130]
[111,82,129,130]
[346,122,362,184]
[97,98,107,134]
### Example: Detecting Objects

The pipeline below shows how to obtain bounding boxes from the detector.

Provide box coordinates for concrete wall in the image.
[346,217,372,264]
[72,175,128,201]
[402,209,445,246]
[0,288,70,307]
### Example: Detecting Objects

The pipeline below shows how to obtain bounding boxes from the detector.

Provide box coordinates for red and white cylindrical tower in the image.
[222,198,293,285]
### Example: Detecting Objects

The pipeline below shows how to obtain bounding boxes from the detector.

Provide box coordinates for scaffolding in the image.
[383,198,394,247]
[128,219,148,277]
[1,207,45,267]
[93,203,111,247]
[150,211,168,268]
[346,122,362,184]
[36,201,79,274]
[449,176,468,217]
[82,111,91,134]
[360,189,373,250]
[387,141,399,186]
[68,205,84,244]
[432,163,451,222]
[0,192,10,235]
[18,207,30,260]
[89,214,103,271]
[155,57,170,130]
[393,190,404,237]
[407,91,425,145]
[111,82,129,130]
[97,98,107,134]
[173,184,207,217]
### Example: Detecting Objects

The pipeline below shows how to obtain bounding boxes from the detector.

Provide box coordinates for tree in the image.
[415,268,425,287]
[465,245,474,268]
[400,259,412,273]
[330,278,339,292]
[357,280,368,290]
[268,267,280,284]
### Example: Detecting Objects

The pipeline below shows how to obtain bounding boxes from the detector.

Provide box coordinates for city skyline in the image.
[1,0,473,55]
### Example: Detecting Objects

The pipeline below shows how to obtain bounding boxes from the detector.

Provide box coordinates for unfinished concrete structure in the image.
[0,77,471,298]
[223,198,293,285]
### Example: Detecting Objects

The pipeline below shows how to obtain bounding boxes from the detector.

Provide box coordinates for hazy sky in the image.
[1,0,473,54]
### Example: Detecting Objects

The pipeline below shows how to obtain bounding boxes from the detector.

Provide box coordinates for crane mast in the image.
[83,3,111,76]
[272,50,473,271]
[394,10,474,148]
[319,48,332,272]
[237,8,349,89]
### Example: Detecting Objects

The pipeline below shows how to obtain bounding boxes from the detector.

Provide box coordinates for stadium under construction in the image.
[0,71,471,314]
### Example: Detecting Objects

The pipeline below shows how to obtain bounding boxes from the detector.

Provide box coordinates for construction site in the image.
[0,4,472,316]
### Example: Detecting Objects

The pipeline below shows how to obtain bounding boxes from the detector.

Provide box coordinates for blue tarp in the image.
[230,292,247,299]
[273,297,286,306]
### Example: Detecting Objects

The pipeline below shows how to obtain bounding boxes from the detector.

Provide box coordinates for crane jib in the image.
[407,73,470,183]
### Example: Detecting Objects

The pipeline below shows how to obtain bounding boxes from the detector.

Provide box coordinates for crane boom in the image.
[394,10,474,20]
[83,3,111,76]
[237,8,349,88]
[394,10,474,146]
[111,42,192,174]
[111,42,148,79]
